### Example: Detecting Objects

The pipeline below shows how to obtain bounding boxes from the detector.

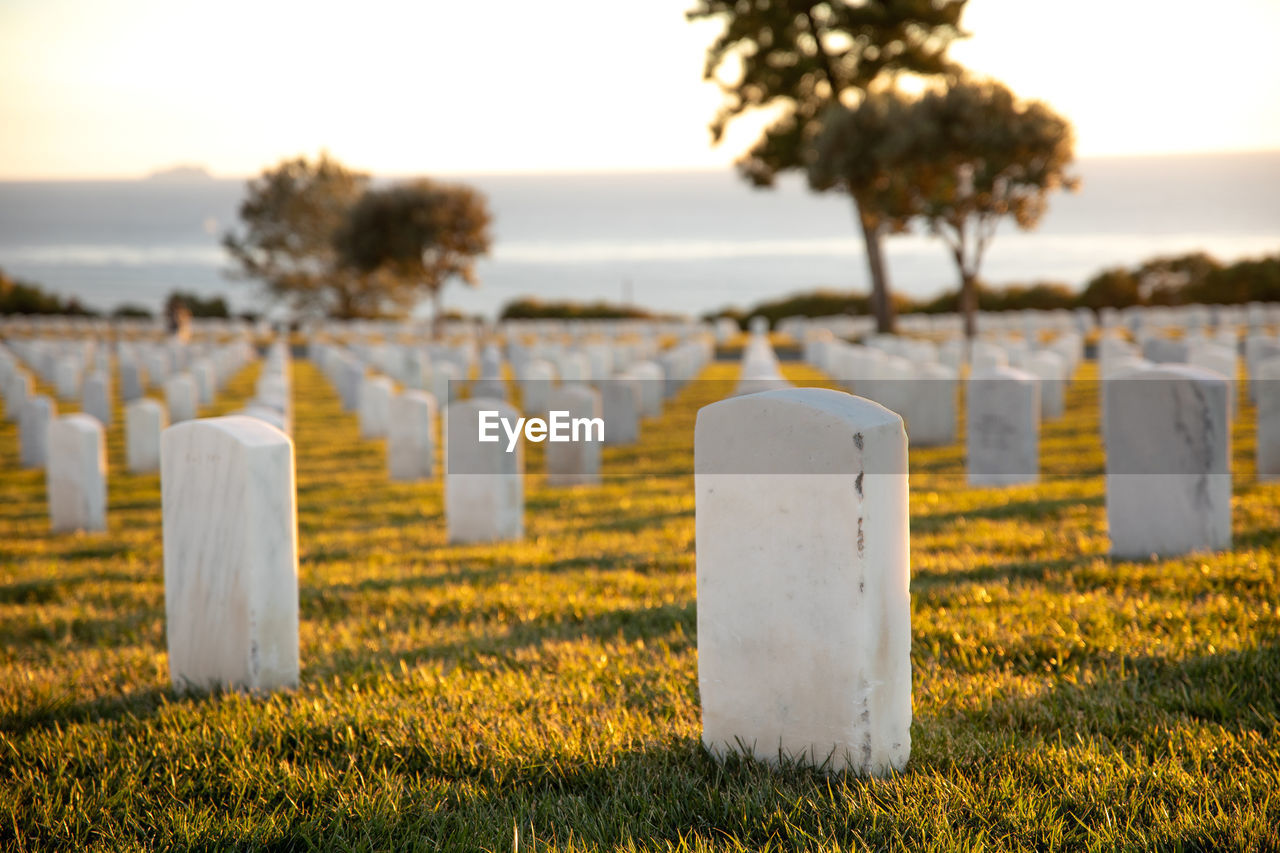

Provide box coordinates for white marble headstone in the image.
[388,390,437,482]
[966,366,1039,487]
[445,398,524,543]
[545,385,603,486]
[165,373,198,424]
[1258,356,1280,481]
[695,388,911,776]
[19,394,57,469]
[47,413,107,533]
[125,397,168,473]
[1105,365,1230,557]
[161,416,299,692]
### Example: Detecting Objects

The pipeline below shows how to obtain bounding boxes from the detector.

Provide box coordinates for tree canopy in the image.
[810,77,1076,338]
[910,78,1077,337]
[688,0,969,333]
[222,152,370,317]
[334,179,492,325]
[223,154,492,323]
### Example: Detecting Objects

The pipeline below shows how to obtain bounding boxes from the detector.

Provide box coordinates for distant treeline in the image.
[708,251,1280,328]
[0,270,250,321]
[499,298,666,321]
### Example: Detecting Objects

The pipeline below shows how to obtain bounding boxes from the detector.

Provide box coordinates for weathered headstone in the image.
[388,390,437,482]
[1105,365,1230,557]
[967,367,1040,487]
[125,397,167,473]
[161,416,299,692]
[47,413,107,533]
[695,388,910,775]
[445,398,524,543]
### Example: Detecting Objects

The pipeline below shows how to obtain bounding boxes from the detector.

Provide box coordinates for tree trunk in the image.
[960,272,978,341]
[854,201,896,335]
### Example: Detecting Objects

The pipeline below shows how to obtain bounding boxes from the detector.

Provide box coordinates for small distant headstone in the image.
[902,362,957,446]
[357,375,394,439]
[388,391,437,482]
[19,395,57,469]
[119,360,145,403]
[47,413,107,533]
[1105,365,1230,557]
[82,371,112,426]
[161,416,299,692]
[54,357,81,399]
[545,385,603,486]
[967,367,1039,487]
[1259,357,1280,481]
[5,370,32,422]
[600,378,641,445]
[1026,350,1067,421]
[165,373,198,423]
[695,388,910,776]
[445,398,524,543]
[125,398,167,473]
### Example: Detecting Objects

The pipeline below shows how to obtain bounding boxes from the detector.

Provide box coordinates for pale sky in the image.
[2,0,1278,179]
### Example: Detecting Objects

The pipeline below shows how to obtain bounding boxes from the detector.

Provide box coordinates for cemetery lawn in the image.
[2,358,1278,852]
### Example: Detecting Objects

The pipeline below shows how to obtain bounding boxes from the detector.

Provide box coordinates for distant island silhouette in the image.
[145,164,214,181]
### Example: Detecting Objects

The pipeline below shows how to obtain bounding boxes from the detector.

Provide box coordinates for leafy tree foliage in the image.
[688,0,968,333]
[0,269,97,315]
[222,152,372,318]
[811,77,1076,337]
[334,179,492,328]
[910,78,1077,338]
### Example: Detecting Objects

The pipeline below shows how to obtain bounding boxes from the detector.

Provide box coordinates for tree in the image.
[334,179,492,335]
[222,152,373,318]
[687,0,968,333]
[911,78,1077,339]
[807,90,923,285]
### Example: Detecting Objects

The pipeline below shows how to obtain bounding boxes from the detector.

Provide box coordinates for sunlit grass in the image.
[1,355,1277,851]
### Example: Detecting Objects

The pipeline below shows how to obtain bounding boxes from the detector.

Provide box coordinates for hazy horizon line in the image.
[3,147,1280,184]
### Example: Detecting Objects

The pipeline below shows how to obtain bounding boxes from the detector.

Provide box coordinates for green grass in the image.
[1,356,1278,851]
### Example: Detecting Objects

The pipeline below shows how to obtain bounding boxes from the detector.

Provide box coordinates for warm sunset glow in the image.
[1,0,1278,178]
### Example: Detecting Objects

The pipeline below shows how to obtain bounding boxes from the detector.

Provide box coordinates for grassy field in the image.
[1,355,1278,851]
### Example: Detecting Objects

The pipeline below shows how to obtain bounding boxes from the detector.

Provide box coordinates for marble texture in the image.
[125,398,167,473]
[388,390,437,481]
[445,398,524,543]
[1105,364,1231,557]
[19,395,57,469]
[1259,357,1280,481]
[161,416,299,693]
[47,413,107,533]
[545,385,603,487]
[165,373,198,423]
[695,388,911,776]
[966,366,1040,487]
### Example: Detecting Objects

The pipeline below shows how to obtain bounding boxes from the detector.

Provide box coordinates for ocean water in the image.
[0,151,1277,319]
